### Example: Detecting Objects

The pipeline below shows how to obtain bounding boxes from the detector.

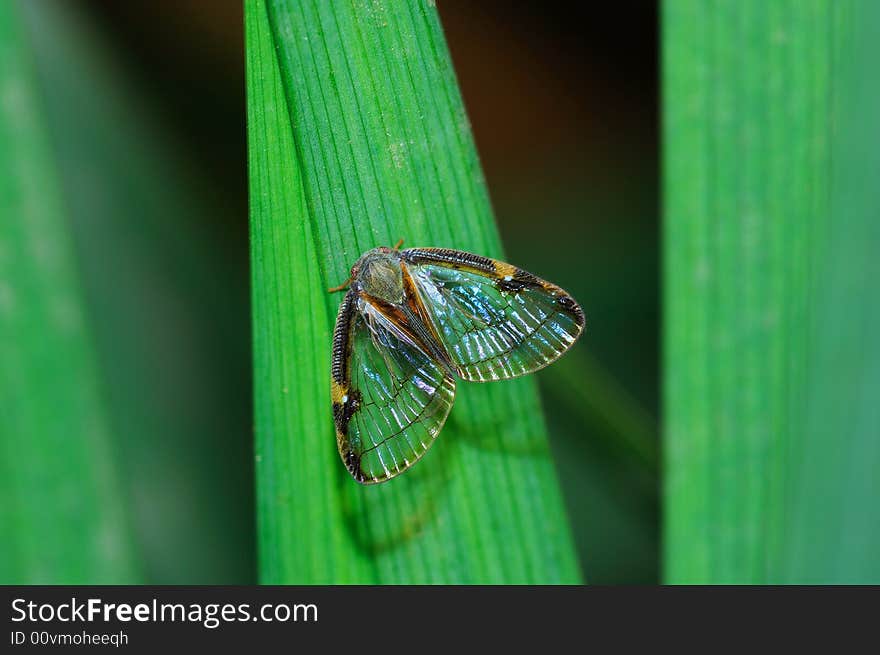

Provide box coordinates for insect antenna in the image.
[327,276,353,293]
[392,238,405,250]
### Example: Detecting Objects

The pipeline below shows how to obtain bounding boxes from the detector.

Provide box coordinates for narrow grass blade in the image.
[248,0,581,583]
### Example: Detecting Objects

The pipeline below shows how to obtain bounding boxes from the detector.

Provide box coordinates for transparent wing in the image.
[332,292,455,484]
[403,249,585,382]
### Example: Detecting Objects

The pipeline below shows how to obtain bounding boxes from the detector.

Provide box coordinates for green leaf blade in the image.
[664,0,880,584]
[248,0,581,584]
[0,0,139,584]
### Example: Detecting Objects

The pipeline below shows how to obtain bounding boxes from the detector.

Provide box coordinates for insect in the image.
[330,241,585,484]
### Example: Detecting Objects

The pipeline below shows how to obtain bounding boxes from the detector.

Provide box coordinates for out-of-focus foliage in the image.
[0,0,139,583]
[781,2,880,582]
[664,0,880,583]
[6,0,254,582]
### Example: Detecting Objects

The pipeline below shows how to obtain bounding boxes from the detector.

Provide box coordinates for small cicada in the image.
[330,242,585,484]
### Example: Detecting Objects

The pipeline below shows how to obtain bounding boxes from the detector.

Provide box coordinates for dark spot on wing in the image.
[344,450,365,482]
[496,279,522,293]
[556,294,585,326]
[497,277,527,293]
[333,389,363,434]
[496,268,541,294]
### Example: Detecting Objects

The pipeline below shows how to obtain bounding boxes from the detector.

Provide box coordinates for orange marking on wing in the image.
[492,261,517,279]
[331,379,348,404]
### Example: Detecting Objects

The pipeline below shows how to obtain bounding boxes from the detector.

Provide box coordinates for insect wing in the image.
[332,290,455,483]
[402,248,585,382]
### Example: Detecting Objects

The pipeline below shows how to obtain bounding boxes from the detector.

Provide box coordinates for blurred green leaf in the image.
[248,0,581,583]
[543,348,657,474]
[0,0,139,583]
[664,0,880,583]
[14,0,254,583]
[781,1,880,583]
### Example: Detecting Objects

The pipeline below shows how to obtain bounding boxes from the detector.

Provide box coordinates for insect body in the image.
[331,245,585,484]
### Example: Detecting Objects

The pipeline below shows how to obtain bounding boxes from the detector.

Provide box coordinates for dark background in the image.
[81,0,658,584]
